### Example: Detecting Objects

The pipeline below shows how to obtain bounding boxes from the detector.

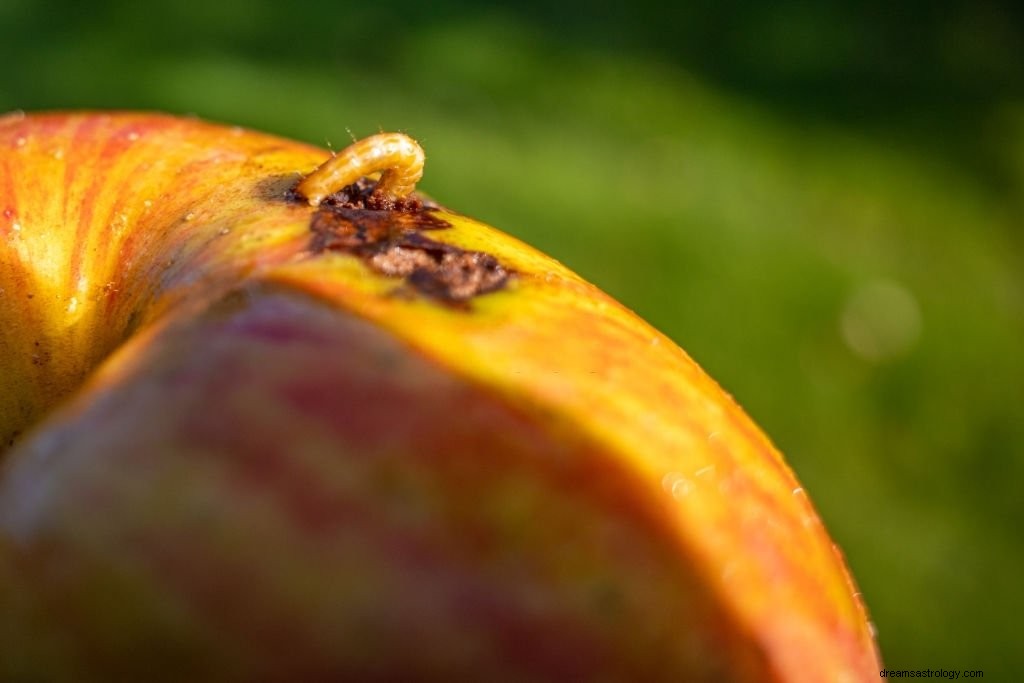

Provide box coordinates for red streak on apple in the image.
[2,290,769,681]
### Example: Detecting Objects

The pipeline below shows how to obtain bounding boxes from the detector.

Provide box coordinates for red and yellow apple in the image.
[0,111,880,681]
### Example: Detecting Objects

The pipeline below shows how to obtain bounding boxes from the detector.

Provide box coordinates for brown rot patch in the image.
[305,187,511,307]
[289,176,445,213]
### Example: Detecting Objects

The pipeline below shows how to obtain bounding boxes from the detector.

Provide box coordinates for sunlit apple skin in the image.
[0,112,880,681]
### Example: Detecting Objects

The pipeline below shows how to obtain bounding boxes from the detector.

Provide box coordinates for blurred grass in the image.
[3,0,1023,676]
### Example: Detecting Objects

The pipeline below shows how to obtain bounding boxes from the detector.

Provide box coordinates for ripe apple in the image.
[0,111,880,681]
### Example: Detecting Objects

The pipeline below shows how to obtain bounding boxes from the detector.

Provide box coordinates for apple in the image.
[0,111,880,681]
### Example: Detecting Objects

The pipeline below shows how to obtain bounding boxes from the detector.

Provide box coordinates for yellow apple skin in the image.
[0,112,880,681]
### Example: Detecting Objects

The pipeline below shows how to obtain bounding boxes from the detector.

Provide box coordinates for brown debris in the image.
[407,251,508,302]
[304,183,512,307]
[300,177,430,213]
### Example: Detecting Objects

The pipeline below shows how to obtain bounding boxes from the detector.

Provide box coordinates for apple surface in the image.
[0,111,880,681]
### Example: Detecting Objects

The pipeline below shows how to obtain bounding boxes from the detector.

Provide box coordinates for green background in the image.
[3,0,1022,676]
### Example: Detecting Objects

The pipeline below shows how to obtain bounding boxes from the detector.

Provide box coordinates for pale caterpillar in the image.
[296,132,425,208]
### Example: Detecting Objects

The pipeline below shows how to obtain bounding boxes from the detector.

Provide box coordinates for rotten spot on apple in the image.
[302,179,513,307]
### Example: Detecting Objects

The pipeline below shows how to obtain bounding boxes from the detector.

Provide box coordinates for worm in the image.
[295,132,425,207]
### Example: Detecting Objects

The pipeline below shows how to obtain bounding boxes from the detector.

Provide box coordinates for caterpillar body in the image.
[296,132,425,208]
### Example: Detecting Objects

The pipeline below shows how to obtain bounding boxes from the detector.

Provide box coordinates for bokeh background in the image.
[3,0,1022,676]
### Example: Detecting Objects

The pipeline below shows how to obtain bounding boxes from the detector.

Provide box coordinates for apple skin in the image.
[0,112,880,681]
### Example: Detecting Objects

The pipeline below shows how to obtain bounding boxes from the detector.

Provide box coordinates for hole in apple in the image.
[291,177,431,213]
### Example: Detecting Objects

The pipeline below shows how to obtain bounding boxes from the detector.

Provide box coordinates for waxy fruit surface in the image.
[0,112,879,681]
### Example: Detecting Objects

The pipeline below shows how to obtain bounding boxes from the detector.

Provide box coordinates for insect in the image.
[295,132,425,208]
